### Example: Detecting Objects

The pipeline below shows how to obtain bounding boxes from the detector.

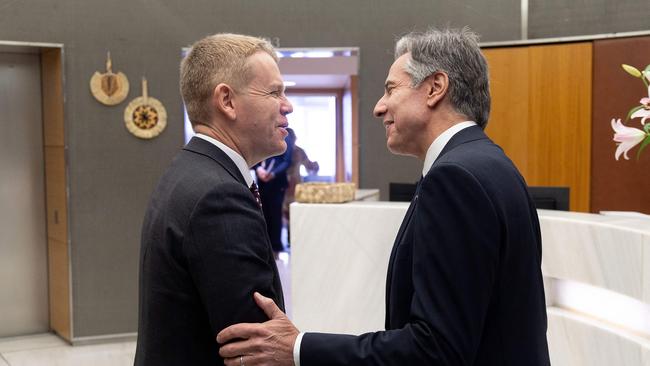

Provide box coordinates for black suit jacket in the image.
[134,137,284,366]
[300,126,550,365]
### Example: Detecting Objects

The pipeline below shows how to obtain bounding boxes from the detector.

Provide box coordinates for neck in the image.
[418,110,468,160]
[194,123,253,166]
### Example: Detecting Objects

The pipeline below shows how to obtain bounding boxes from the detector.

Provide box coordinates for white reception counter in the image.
[290,201,650,365]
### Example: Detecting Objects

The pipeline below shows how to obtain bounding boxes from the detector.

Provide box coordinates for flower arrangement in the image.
[611,64,650,160]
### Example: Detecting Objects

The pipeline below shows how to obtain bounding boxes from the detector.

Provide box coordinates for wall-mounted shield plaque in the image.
[124,78,167,139]
[90,52,129,105]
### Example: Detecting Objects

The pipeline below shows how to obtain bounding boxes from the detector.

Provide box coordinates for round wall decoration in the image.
[124,78,167,139]
[90,52,129,105]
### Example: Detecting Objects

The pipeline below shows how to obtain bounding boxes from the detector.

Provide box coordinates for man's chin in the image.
[269,141,287,157]
[387,141,402,155]
[278,141,287,153]
[387,142,416,158]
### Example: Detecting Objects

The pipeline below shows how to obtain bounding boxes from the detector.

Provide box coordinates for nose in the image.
[281,98,293,116]
[373,96,387,118]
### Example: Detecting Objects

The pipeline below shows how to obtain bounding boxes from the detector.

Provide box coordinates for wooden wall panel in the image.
[484,43,592,212]
[41,48,70,341]
[41,49,64,147]
[350,75,359,186]
[527,43,592,212]
[335,90,345,182]
[484,47,530,177]
[48,237,70,340]
[592,37,650,213]
[44,147,67,243]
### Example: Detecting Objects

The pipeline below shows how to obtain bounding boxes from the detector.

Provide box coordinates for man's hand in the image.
[259,171,274,182]
[217,292,299,366]
[256,166,275,182]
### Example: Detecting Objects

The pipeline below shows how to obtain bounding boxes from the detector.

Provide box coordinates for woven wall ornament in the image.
[124,78,167,139]
[90,52,129,105]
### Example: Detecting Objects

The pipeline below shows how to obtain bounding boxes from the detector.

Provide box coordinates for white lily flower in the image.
[630,84,650,125]
[611,118,646,160]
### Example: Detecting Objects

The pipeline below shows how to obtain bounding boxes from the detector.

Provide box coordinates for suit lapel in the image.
[183,137,248,186]
[385,179,422,327]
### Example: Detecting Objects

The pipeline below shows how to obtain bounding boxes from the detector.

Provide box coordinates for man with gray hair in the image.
[135,33,292,365]
[217,27,550,365]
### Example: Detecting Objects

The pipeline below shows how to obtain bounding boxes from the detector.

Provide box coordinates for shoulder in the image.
[154,150,248,213]
[433,138,518,184]
[422,161,489,201]
[171,149,240,183]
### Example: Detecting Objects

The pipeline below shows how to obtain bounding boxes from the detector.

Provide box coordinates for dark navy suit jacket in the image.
[134,137,284,365]
[300,126,550,365]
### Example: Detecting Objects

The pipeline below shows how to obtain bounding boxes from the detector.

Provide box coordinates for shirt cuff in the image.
[293,332,305,366]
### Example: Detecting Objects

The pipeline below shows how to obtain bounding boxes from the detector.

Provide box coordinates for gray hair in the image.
[395,27,491,128]
[180,33,277,126]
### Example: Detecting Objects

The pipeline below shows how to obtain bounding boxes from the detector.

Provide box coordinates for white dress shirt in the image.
[292,121,477,366]
[421,121,477,177]
[194,133,254,187]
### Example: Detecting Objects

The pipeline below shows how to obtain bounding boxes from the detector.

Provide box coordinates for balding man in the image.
[135,33,292,366]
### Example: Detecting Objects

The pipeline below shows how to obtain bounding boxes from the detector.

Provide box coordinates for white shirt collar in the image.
[194,133,254,187]
[422,121,477,177]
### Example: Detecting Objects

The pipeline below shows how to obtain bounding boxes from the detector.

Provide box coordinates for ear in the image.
[212,83,237,120]
[425,71,449,108]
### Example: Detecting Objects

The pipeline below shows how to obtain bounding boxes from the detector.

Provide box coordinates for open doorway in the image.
[277,47,359,185]
[276,48,359,250]
[285,92,337,182]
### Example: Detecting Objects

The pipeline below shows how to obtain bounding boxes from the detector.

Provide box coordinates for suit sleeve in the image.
[300,162,501,365]
[183,181,281,335]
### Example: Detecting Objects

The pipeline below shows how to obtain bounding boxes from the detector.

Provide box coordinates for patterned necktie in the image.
[250,182,262,209]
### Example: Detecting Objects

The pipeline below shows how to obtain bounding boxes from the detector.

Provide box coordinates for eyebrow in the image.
[271,82,285,91]
[384,80,397,90]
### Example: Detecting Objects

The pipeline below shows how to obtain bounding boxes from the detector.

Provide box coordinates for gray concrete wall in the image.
[0,0,645,338]
[529,0,649,38]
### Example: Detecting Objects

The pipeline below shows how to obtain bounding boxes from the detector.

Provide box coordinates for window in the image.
[287,94,337,181]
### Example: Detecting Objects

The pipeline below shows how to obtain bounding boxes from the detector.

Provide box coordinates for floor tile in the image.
[2,341,135,366]
[0,333,66,353]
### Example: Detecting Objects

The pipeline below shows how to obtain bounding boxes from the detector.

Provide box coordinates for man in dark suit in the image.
[255,132,294,256]
[217,27,550,366]
[134,33,293,365]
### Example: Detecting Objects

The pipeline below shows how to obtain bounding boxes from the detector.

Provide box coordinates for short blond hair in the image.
[180,33,277,126]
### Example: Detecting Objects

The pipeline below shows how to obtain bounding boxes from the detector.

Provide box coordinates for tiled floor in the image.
[0,335,136,366]
[0,255,292,366]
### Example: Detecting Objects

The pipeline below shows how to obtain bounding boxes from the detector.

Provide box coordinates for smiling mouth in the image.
[277,124,289,136]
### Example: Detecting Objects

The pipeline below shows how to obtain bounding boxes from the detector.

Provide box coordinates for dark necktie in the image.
[250,182,262,209]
